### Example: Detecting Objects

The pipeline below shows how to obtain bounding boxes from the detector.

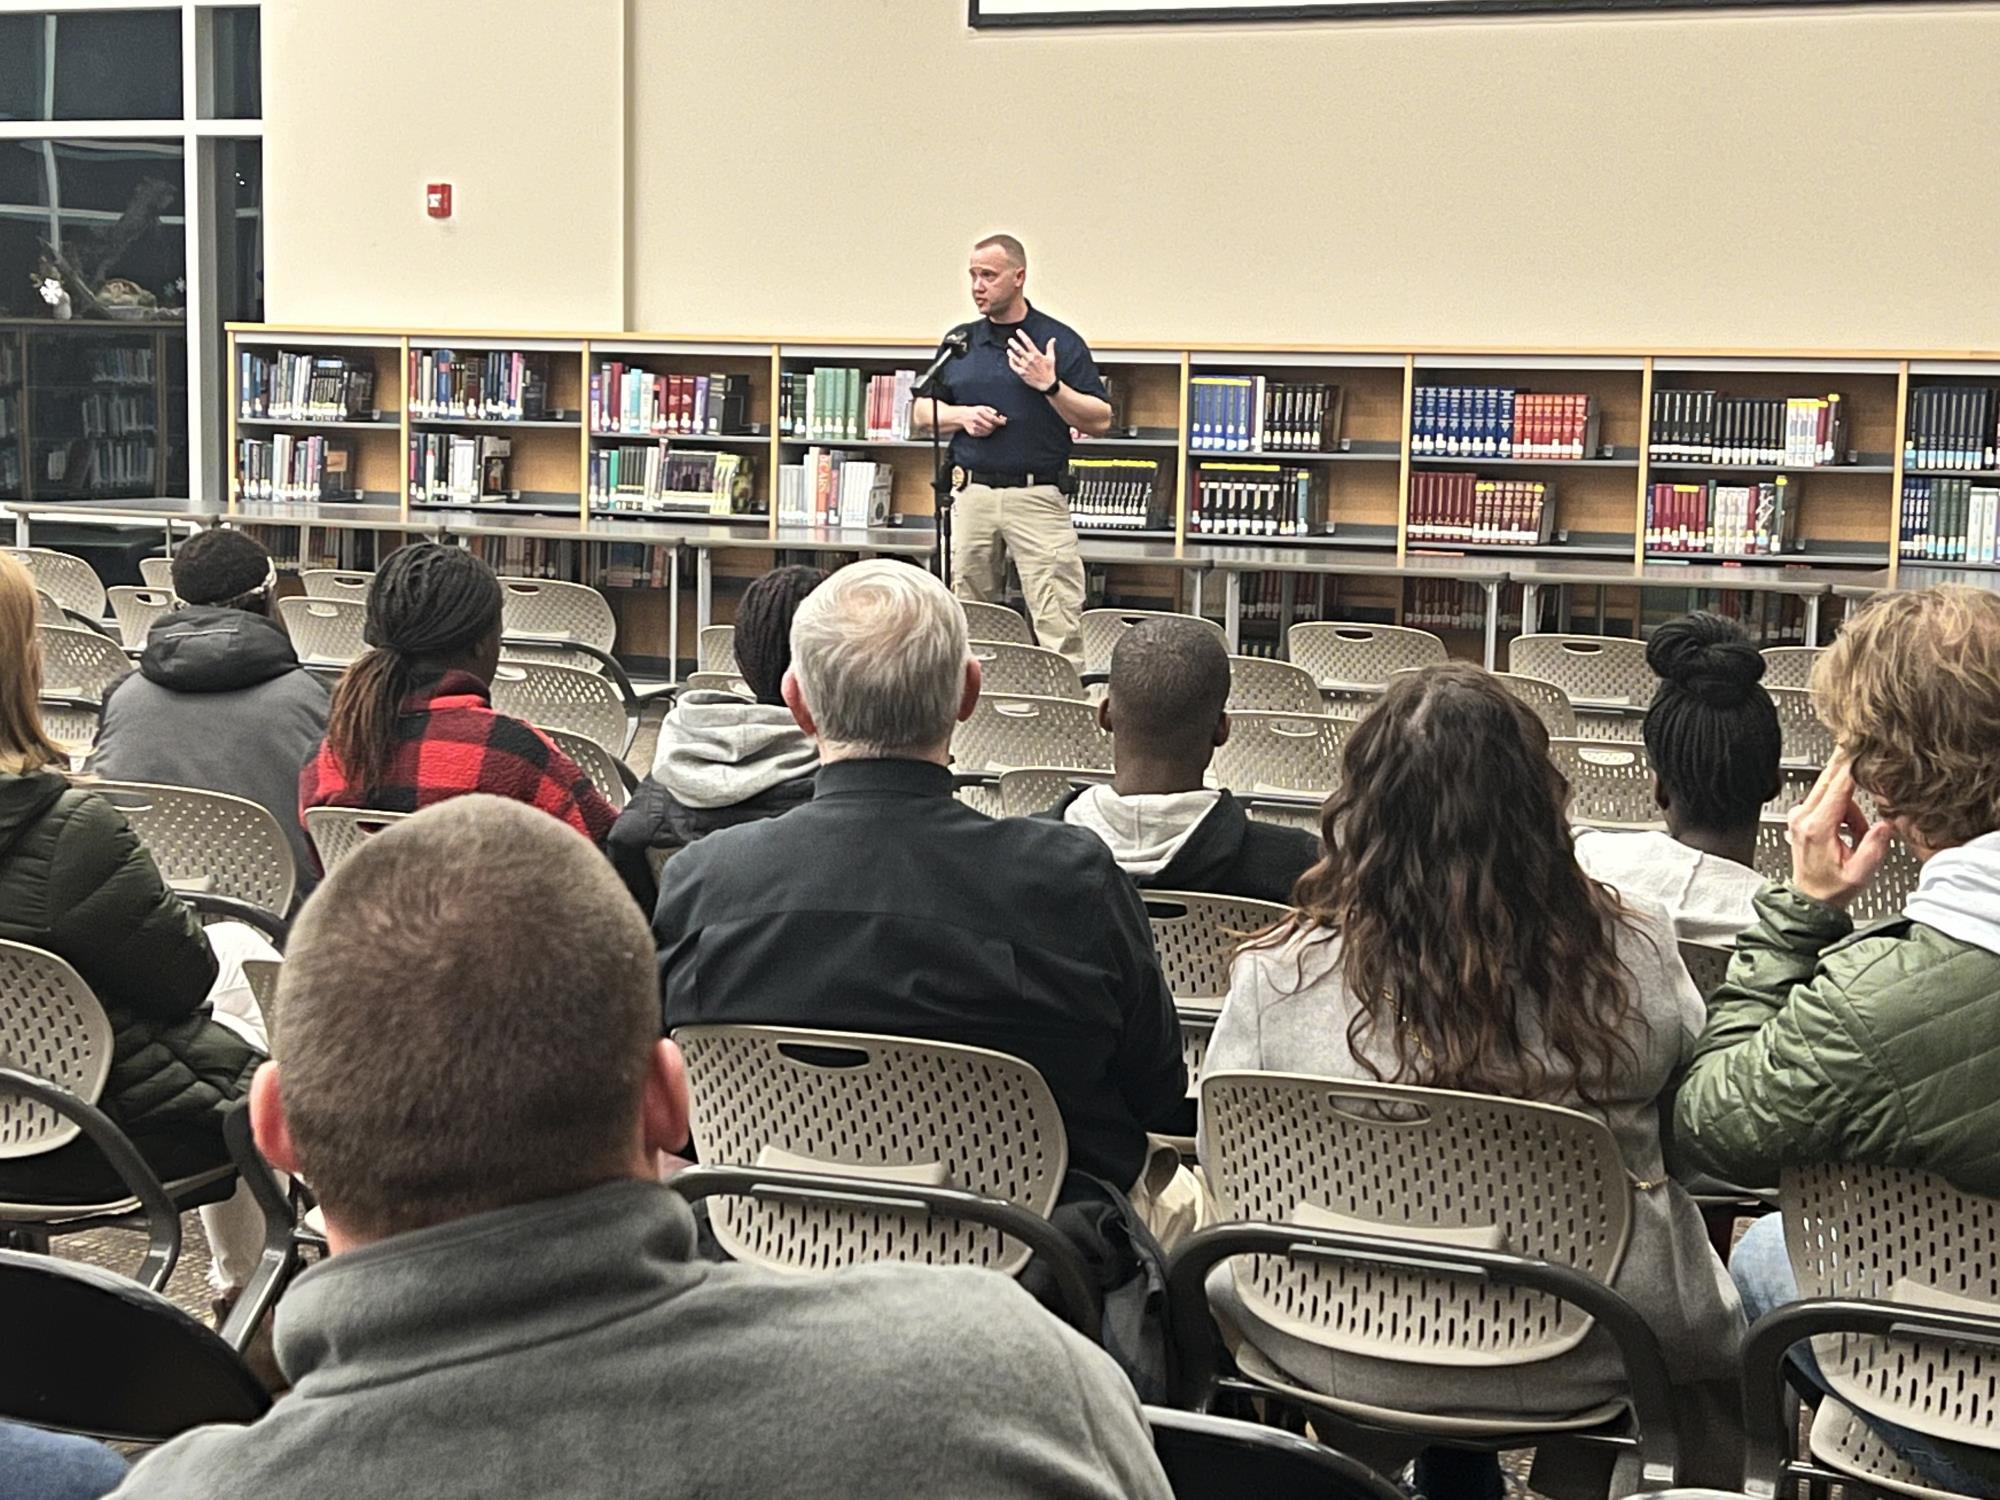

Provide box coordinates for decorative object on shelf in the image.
[33,180,182,321]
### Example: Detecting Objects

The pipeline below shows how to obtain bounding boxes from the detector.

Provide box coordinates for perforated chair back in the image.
[242,960,282,1039]
[1678,942,1733,998]
[94,783,298,917]
[37,699,99,753]
[0,942,114,1158]
[138,556,175,592]
[277,596,369,668]
[490,659,630,757]
[540,725,631,810]
[954,780,1005,817]
[698,625,735,674]
[1768,686,1834,767]
[499,576,616,672]
[684,670,752,699]
[994,766,1113,818]
[954,693,1111,774]
[1550,738,1661,827]
[1202,1073,1632,1365]
[1754,817,1920,924]
[1145,891,1290,1005]
[1082,609,1226,676]
[1212,711,1351,797]
[105,587,173,649]
[299,568,372,601]
[969,640,1085,698]
[1782,1162,2000,1467]
[34,587,63,625]
[1178,1005,1219,1107]
[35,624,129,702]
[4,547,104,619]
[1760,645,1823,691]
[1511,634,1654,741]
[1228,655,1322,713]
[676,1025,1068,1279]
[961,600,1034,646]
[1244,795,1324,834]
[1289,622,1447,697]
[1764,764,1822,817]
[1494,672,1579,739]
[302,807,408,871]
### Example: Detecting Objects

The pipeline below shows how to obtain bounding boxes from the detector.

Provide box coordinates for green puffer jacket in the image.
[1671,881,2000,1195]
[0,768,259,1138]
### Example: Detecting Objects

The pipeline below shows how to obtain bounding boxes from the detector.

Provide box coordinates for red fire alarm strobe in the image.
[426,183,452,219]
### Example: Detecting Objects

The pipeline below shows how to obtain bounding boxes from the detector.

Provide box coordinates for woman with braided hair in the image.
[300,544,616,851]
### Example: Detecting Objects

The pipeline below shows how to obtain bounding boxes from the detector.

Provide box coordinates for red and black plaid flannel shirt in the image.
[299,669,618,847]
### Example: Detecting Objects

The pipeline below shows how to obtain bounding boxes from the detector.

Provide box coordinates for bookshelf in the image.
[4,319,186,503]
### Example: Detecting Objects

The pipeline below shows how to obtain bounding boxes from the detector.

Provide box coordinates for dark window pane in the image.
[208,7,261,119]
[0,11,182,122]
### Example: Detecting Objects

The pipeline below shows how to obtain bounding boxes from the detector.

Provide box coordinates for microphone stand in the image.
[921,367,953,588]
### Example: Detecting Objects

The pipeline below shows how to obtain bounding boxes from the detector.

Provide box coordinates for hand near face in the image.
[1007,331,1059,393]
[1788,759,1895,909]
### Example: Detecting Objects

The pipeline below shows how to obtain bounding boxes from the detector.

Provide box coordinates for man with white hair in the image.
[654,559,1184,1209]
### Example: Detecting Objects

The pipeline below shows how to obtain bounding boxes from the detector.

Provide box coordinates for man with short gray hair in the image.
[656,559,1184,1200]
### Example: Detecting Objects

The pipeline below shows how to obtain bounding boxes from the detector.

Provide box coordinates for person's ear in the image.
[1652,775,1670,813]
[248,1061,302,1179]
[1214,710,1231,748]
[641,1038,691,1156]
[957,657,983,723]
[781,669,818,738]
[1096,697,1113,735]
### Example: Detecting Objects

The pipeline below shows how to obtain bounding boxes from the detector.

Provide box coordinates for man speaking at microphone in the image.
[911,233,1111,668]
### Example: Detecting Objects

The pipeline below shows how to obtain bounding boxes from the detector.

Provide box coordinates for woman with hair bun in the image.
[1574,611,1781,945]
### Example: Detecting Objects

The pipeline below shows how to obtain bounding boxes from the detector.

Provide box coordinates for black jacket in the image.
[655,758,1185,1188]
[1041,787,1319,906]
[608,772,815,911]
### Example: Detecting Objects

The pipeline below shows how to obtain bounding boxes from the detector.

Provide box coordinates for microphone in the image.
[913,327,971,393]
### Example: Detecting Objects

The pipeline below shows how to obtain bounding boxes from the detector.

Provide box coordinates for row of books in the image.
[779,367,916,444]
[409,433,512,504]
[1407,471,1552,546]
[78,391,154,437]
[1188,377,1343,453]
[46,439,156,488]
[1188,461,1322,538]
[0,342,19,384]
[1640,590,1808,647]
[599,542,674,589]
[587,365,751,438]
[1644,479,1798,556]
[88,347,154,385]
[1904,386,2000,472]
[588,445,752,514]
[407,349,550,422]
[1406,581,1518,633]
[1648,392,1847,466]
[1412,387,1599,460]
[1900,476,2000,563]
[238,525,339,572]
[462,536,576,582]
[238,350,378,422]
[1234,571,1327,623]
[236,434,356,502]
[776,450,894,528]
[1068,458,1166,531]
[0,391,17,440]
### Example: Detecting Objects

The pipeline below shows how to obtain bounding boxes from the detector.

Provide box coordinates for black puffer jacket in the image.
[0,769,258,1137]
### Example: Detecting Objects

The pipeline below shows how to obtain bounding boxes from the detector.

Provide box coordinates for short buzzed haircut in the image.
[1108,618,1230,760]
[275,796,656,1239]
[974,232,1026,268]
[789,560,969,757]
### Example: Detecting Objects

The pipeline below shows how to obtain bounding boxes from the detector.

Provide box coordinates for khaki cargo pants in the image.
[950,481,1085,668]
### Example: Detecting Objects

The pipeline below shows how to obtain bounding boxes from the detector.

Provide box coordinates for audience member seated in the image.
[654,560,1190,1237]
[1203,664,1744,1499]
[1043,617,1318,904]
[0,552,271,1307]
[88,529,330,891]
[1574,612,1779,945]
[298,544,615,848]
[1674,586,2000,1497]
[0,1421,126,1500]
[109,796,1171,1499]
[608,565,824,910]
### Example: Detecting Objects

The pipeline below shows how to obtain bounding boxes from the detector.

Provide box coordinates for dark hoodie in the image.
[89,605,329,892]
[1040,785,1318,905]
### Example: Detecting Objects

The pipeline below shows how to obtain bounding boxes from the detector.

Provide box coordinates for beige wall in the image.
[269,0,2000,350]
[262,0,624,330]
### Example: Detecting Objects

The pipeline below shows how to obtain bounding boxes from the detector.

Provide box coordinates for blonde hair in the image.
[1813,585,2000,850]
[0,552,66,776]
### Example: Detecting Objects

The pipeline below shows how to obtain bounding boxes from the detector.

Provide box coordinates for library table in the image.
[7,498,218,552]
[1888,564,2000,596]
[1511,557,1836,644]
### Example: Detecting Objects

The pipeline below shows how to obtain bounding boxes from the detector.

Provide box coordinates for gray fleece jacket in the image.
[110,1180,1171,1500]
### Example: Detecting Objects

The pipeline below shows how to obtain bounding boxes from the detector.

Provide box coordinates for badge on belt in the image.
[951,465,967,489]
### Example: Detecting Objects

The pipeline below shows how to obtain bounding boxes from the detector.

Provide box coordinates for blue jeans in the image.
[1732,1213,2000,1497]
[0,1422,127,1500]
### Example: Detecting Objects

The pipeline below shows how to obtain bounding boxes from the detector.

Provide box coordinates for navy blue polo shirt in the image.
[934,303,1107,476]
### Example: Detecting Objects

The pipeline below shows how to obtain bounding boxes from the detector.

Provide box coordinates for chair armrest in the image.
[668,1162,1100,1341]
[180,892,290,950]
[217,1105,303,1354]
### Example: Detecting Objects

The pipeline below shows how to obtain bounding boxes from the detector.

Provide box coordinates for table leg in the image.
[1482,581,1501,670]
[696,547,713,630]
[1224,570,1242,653]
[13,511,27,546]
[1805,593,1823,646]
[1521,582,1540,634]
[1190,569,1205,619]
[669,546,682,681]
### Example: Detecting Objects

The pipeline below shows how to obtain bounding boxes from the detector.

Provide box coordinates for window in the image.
[0,11,183,121]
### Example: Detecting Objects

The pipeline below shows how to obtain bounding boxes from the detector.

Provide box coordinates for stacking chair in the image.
[1227,655,1322,714]
[542,724,638,810]
[496,576,616,664]
[106,586,174,649]
[34,586,64,624]
[969,640,1086,698]
[1759,644,1823,692]
[1510,634,1654,742]
[138,555,176,592]
[670,1026,1097,1336]
[1769,685,1835,767]
[1288,622,1446,703]
[4,546,105,624]
[1742,1162,2000,1500]
[1764,762,1822,817]
[94,782,298,938]
[35,624,130,702]
[1678,941,1733,999]
[697,624,736,674]
[1145,1407,1408,1500]
[490,659,634,758]
[1753,816,1921,923]
[1144,892,1289,1008]
[1242,794,1324,835]
[299,567,372,601]
[683,669,752,699]
[1172,1074,1683,1490]
[1211,711,1350,798]
[1494,671,1579,739]
[961,599,1035,646]
[993,766,1113,818]
[952,777,1006,818]
[953,693,1111,774]
[37,696,101,756]
[303,806,408,872]
[1550,738,1661,827]
[1082,609,1226,677]
[277,595,369,669]
[242,959,283,1038]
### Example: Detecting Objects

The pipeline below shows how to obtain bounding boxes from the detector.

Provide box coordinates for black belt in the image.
[954,466,1072,493]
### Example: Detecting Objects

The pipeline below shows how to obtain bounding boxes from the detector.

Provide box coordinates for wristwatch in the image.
[1040,377,1062,397]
